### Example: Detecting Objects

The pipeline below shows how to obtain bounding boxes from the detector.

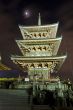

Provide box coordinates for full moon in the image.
[24,10,30,18]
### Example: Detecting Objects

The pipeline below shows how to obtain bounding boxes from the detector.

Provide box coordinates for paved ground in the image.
[0,89,73,110]
[0,89,31,110]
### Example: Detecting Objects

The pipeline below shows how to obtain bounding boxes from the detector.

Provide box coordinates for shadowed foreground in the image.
[0,89,31,110]
[0,89,73,110]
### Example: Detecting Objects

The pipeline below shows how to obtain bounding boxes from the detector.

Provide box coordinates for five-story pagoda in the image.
[11,13,67,83]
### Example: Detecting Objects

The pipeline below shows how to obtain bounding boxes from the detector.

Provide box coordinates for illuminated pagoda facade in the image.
[11,14,67,83]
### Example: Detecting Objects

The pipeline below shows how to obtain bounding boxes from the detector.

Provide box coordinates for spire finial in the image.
[38,13,41,26]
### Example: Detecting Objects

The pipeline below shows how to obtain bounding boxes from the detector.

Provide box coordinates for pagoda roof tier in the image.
[16,37,62,56]
[11,55,67,72]
[19,23,58,39]
[16,37,62,44]
[11,55,67,61]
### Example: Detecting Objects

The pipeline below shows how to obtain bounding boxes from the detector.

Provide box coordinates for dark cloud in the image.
[53,1,73,32]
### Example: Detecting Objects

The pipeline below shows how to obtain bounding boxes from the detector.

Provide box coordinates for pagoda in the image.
[11,13,67,83]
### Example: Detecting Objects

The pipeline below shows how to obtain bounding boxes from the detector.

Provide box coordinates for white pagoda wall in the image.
[28,67,50,81]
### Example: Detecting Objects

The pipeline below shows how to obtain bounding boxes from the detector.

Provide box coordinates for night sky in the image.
[0,0,73,81]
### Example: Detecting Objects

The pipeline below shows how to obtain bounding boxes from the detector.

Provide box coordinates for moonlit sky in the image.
[0,0,73,81]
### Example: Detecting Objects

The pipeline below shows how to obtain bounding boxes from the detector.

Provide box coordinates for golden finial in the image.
[38,13,41,26]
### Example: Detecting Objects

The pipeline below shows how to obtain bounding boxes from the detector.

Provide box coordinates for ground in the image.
[0,89,31,110]
[0,89,73,110]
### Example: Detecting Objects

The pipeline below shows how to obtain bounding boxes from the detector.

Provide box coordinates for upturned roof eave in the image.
[11,55,67,61]
[16,37,62,43]
[18,22,59,29]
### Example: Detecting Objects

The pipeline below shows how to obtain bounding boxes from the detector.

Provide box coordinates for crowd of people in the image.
[32,88,73,108]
